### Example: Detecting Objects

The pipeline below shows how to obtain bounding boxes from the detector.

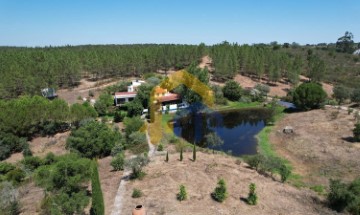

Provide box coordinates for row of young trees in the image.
[209,41,326,84]
[0,44,205,99]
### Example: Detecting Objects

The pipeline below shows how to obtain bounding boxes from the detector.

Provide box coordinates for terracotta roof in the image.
[115,92,137,96]
[155,86,167,94]
[157,93,181,103]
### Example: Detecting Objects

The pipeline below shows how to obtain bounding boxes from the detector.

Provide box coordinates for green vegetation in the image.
[205,132,224,153]
[35,154,92,214]
[247,183,258,205]
[132,188,143,198]
[192,144,196,161]
[179,147,183,161]
[66,121,121,158]
[0,45,204,99]
[111,153,125,171]
[292,82,327,110]
[126,154,149,180]
[211,179,228,203]
[177,185,187,201]
[333,85,351,104]
[90,161,104,215]
[222,80,242,101]
[327,178,360,214]
[94,93,114,116]
[128,131,148,154]
[157,144,164,151]
[353,123,360,142]
[165,151,169,162]
[0,181,20,215]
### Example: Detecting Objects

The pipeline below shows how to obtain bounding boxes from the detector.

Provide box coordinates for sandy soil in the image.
[97,157,123,215]
[121,151,337,215]
[19,182,44,215]
[269,108,360,186]
[57,78,124,104]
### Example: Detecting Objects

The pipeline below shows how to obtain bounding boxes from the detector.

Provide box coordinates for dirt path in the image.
[110,126,156,215]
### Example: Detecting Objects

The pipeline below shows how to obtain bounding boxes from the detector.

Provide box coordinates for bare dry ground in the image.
[233,74,333,98]
[97,156,123,215]
[19,182,44,215]
[121,152,337,215]
[269,108,360,186]
[29,131,70,157]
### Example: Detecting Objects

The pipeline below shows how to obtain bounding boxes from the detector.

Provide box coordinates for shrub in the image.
[132,188,143,198]
[223,80,242,101]
[279,164,291,183]
[126,155,149,180]
[157,144,164,151]
[353,123,360,142]
[22,142,32,157]
[111,141,124,156]
[247,183,258,205]
[0,132,27,161]
[0,181,20,215]
[128,131,148,154]
[351,88,360,103]
[177,185,187,201]
[111,153,125,171]
[21,156,43,171]
[90,162,104,215]
[6,169,26,185]
[43,152,56,165]
[0,162,16,175]
[165,151,169,162]
[333,85,351,104]
[123,117,144,139]
[293,82,327,110]
[328,179,352,212]
[66,121,121,158]
[243,154,265,171]
[212,179,228,202]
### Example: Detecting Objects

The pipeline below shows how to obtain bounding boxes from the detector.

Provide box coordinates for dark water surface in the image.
[173,108,272,156]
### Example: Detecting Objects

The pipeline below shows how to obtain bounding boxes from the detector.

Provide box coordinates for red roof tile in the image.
[157,93,181,102]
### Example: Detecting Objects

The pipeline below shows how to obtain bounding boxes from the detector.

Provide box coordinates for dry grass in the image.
[269,108,360,186]
[120,151,336,215]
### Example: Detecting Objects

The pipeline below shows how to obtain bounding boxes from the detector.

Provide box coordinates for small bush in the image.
[247,183,258,205]
[157,144,164,151]
[243,154,264,170]
[43,152,56,165]
[353,123,360,142]
[177,185,187,201]
[6,169,26,185]
[21,156,43,171]
[132,188,143,198]
[0,162,16,175]
[126,155,149,180]
[22,142,32,157]
[279,164,291,183]
[212,179,228,202]
[111,153,125,171]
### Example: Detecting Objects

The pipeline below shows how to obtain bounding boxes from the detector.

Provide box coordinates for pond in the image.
[173,107,272,156]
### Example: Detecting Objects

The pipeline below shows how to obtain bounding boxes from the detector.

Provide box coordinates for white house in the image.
[114,80,145,106]
[114,92,137,106]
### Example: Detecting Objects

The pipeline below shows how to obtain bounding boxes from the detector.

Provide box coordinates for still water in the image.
[173,108,272,156]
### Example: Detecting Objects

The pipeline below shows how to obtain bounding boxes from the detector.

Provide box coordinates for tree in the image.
[308,55,326,82]
[333,85,351,104]
[293,82,327,110]
[94,93,114,116]
[125,100,143,117]
[192,144,196,161]
[205,132,224,153]
[247,183,258,205]
[165,151,169,162]
[123,117,144,139]
[212,179,228,202]
[180,147,183,161]
[222,80,242,101]
[353,123,360,142]
[336,31,355,53]
[66,121,121,158]
[90,161,104,215]
[177,185,187,201]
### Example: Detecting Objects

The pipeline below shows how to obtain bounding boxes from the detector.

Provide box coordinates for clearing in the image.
[269,108,360,186]
[120,151,337,215]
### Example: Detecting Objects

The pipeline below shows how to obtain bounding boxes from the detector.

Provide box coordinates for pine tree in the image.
[192,144,196,161]
[177,185,187,201]
[90,161,105,215]
[165,151,169,162]
[247,183,258,205]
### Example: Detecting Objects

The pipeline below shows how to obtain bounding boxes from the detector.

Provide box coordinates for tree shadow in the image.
[240,197,248,204]
[341,136,357,143]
